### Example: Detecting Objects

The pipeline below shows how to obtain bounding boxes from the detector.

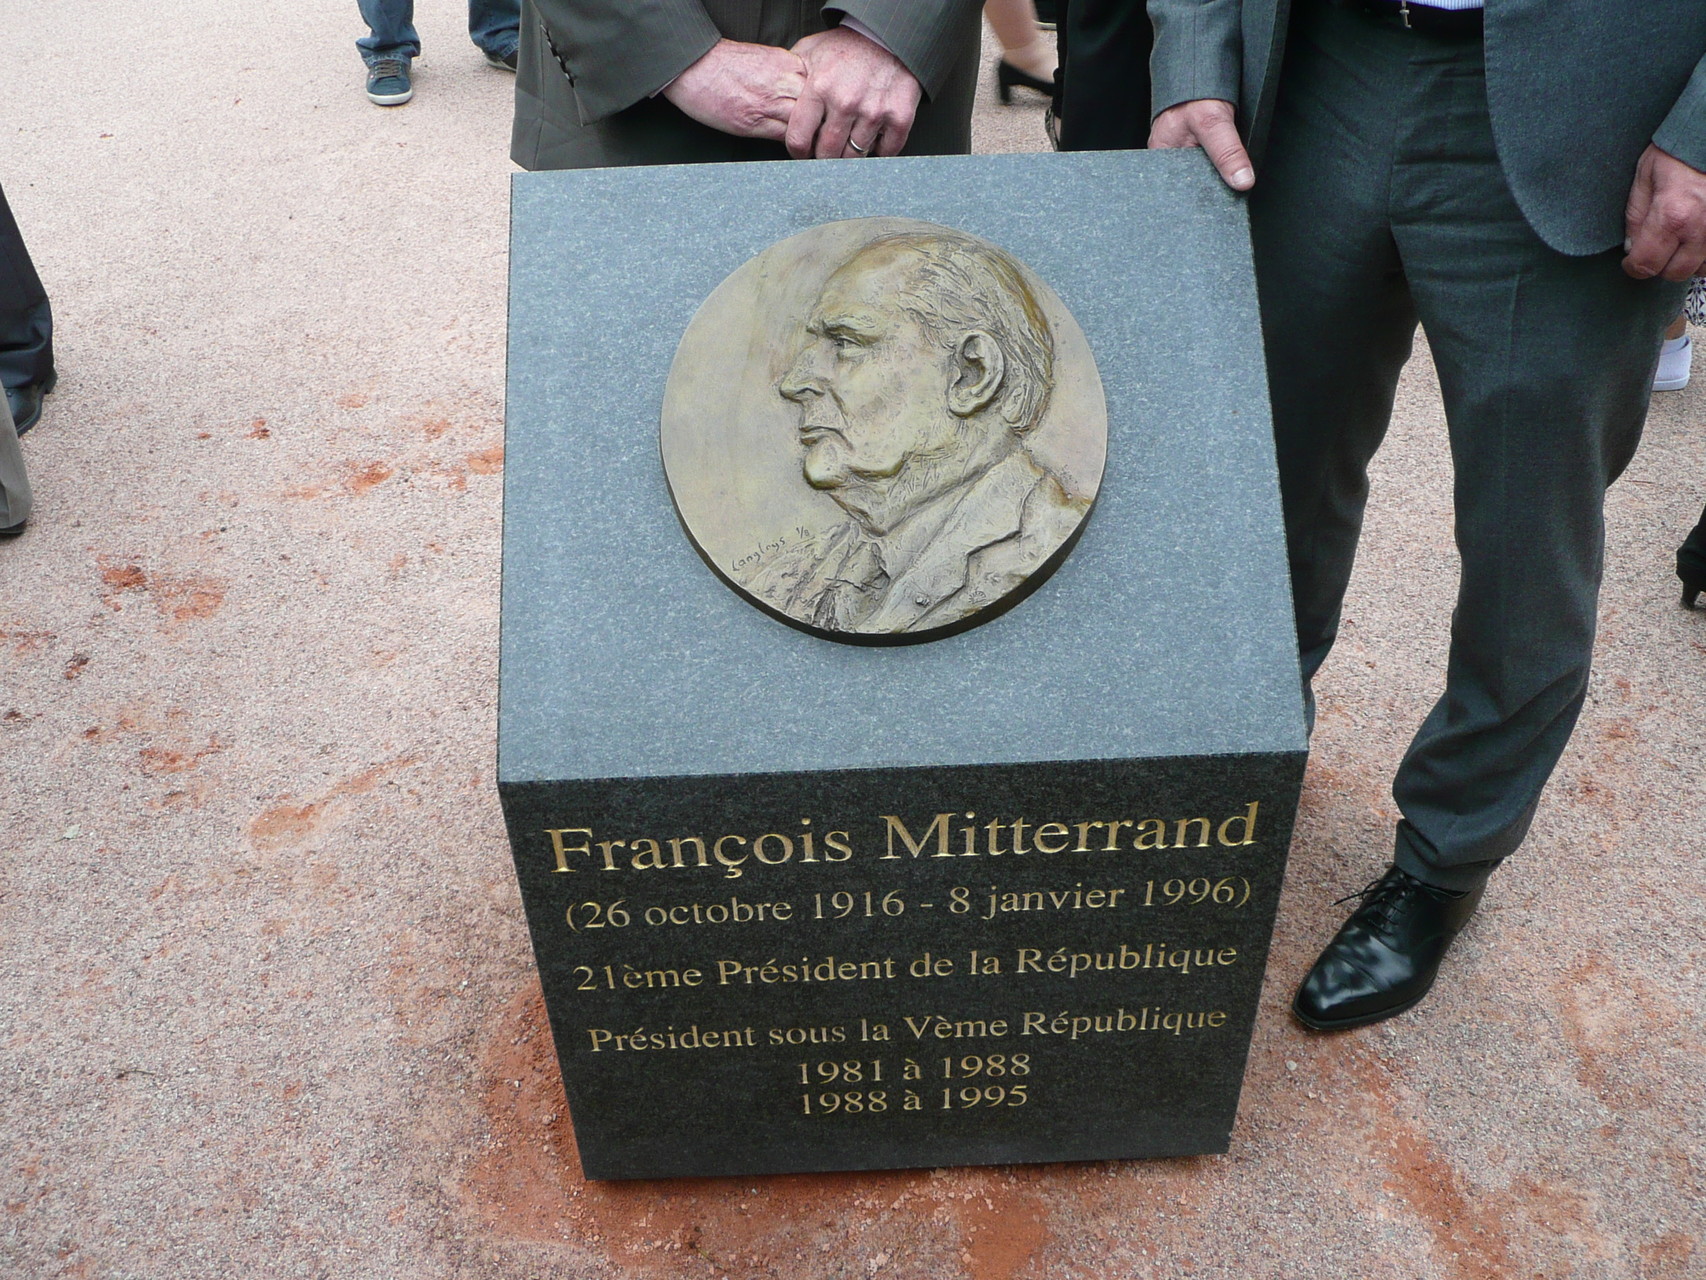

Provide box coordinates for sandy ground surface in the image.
[3,5,1703,1279]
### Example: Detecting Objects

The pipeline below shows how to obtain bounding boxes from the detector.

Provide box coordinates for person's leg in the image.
[1248,1,1421,721]
[357,0,420,65]
[985,0,1056,96]
[1654,310,1692,391]
[0,387,30,533]
[0,183,53,398]
[1388,29,1685,893]
[1058,0,1153,150]
[1679,500,1706,608]
[1267,3,1496,1031]
[469,0,521,61]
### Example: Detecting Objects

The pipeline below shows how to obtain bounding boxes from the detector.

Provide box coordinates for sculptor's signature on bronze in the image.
[662,221,1105,643]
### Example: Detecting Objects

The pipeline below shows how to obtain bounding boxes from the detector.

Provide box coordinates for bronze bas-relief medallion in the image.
[661,218,1108,644]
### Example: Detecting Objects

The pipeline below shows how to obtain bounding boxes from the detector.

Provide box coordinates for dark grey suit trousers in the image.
[1251,2,1684,889]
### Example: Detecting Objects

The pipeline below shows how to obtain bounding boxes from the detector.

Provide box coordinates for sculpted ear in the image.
[946,330,1004,417]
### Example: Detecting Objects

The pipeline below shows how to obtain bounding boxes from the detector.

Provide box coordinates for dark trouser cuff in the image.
[1393,821,1499,895]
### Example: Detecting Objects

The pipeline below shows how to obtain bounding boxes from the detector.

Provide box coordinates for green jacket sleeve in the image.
[1146,0,1244,119]
[1653,52,1706,173]
[827,1,984,101]
[531,0,723,124]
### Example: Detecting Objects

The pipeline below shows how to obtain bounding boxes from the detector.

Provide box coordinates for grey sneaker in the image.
[366,57,413,106]
[484,49,518,71]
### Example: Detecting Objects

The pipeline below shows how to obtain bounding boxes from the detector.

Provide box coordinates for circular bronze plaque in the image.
[661,218,1107,644]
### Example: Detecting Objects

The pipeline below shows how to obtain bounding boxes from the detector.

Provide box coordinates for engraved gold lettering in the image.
[881,812,953,859]
[822,830,854,861]
[1072,820,1104,852]
[1102,819,1133,851]
[908,952,955,978]
[1173,817,1211,848]
[1032,822,1070,853]
[1010,817,1031,854]
[545,827,593,872]
[753,833,794,865]
[1218,801,1259,846]
[712,834,748,878]
[1133,818,1169,849]
[628,837,666,870]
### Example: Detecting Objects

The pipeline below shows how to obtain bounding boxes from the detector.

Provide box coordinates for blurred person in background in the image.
[0,181,53,440]
[359,0,522,106]
[1672,277,1706,608]
[1052,0,1152,151]
[0,385,30,538]
[1652,274,1703,392]
[984,0,1057,105]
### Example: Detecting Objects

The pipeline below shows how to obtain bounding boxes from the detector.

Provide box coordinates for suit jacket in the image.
[1145,0,1706,254]
[745,450,1090,635]
[513,0,983,171]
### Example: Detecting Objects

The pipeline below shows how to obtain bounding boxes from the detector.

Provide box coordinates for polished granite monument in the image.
[498,151,1307,1180]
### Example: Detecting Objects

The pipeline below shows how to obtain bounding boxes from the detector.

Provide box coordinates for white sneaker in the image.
[1654,333,1692,391]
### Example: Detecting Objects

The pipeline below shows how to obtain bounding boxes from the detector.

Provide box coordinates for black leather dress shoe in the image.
[6,370,56,436]
[1292,865,1484,1031]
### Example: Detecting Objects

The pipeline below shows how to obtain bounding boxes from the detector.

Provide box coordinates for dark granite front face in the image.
[500,151,1308,1179]
[502,754,1302,1180]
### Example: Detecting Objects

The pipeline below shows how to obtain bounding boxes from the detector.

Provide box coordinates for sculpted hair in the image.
[860,230,1055,434]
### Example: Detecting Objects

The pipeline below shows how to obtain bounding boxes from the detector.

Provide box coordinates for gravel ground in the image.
[3,5,1702,1279]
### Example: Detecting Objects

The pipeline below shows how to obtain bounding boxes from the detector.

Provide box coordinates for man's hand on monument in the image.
[1623,145,1706,282]
[661,39,807,142]
[1149,100,1254,192]
[786,26,922,160]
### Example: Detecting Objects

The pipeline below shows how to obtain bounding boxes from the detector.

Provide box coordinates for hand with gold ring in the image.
[786,26,921,160]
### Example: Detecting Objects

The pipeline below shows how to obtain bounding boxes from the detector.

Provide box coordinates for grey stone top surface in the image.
[499,150,1305,784]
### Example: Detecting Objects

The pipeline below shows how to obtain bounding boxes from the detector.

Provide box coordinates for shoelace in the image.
[1333,873,1411,931]
[372,59,405,79]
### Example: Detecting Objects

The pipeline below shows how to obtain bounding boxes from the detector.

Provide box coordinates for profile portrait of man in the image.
[744,230,1091,636]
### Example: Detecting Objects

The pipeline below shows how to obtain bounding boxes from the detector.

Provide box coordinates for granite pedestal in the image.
[498,151,1308,1180]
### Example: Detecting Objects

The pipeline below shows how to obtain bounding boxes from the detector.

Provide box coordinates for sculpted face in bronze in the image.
[779,238,1030,532]
[660,219,1106,644]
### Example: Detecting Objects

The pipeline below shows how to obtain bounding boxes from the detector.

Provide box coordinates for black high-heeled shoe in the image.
[1678,502,1706,609]
[997,59,1053,105]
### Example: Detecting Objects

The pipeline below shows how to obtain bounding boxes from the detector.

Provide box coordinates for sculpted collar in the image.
[861,450,1046,632]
